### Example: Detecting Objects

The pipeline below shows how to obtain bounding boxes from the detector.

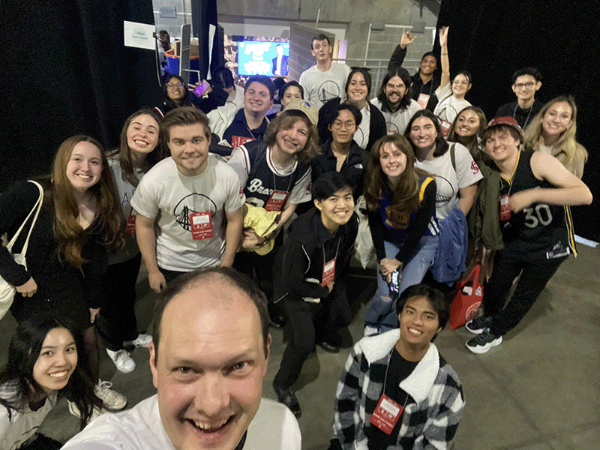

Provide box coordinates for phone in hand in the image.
[194,80,209,97]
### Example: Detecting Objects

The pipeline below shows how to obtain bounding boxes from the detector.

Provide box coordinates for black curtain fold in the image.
[0,0,161,191]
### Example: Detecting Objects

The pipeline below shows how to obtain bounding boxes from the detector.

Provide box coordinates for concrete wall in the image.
[288,23,335,82]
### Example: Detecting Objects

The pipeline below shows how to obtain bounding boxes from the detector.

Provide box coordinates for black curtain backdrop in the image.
[0,0,161,191]
[191,0,222,80]
[437,0,600,241]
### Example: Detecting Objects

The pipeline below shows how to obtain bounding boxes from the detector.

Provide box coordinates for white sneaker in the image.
[94,380,127,410]
[68,400,108,423]
[125,334,153,348]
[106,348,136,373]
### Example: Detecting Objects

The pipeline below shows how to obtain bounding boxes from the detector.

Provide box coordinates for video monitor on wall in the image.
[236,40,290,77]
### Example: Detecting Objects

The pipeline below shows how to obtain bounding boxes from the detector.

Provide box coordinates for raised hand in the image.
[400,30,416,49]
[439,26,449,48]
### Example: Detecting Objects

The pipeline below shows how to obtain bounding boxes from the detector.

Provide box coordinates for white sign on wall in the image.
[123,21,156,50]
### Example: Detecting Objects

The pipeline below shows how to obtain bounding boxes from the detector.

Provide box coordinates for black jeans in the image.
[273,281,352,389]
[97,254,141,351]
[483,250,567,336]
[20,433,62,449]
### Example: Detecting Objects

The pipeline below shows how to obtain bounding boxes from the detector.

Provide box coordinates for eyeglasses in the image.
[514,82,535,90]
[332,121,356,130]
[166,82,183,89]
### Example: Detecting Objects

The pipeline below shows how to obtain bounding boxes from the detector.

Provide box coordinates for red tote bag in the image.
[449,263,484,329]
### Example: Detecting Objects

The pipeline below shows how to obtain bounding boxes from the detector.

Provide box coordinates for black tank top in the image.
[499,150,575,260]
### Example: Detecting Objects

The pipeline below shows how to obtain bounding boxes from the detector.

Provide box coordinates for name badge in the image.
[500,194,511,222]
[265,190,289,212]
[321,258,336,287]
[440,119,452,137]
[231,135,254,148]
[369,394,403,435]
[125,207,136,234]
[190,211,214,240]
[417,93,430,110]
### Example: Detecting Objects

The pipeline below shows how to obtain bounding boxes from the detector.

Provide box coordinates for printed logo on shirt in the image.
[433,175,455,206]
[232,135,254,148]
[318,80,343,103]
[305,182,312,196]
[386,122,400,135]
[471,160,480,174]
[173,193,217,231]
[385,206,410,229]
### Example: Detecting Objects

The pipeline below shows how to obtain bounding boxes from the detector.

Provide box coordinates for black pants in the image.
[20,433,62,450]
[273,281,351,389]
[483,250,567,336]
[160,267,189,284]
[97,254,141,351]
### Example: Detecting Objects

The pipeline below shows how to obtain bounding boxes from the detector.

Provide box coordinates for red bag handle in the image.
[463,263,482,290]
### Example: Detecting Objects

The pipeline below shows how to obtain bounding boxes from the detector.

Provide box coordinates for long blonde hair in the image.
[52,135,125,267]
[524,95,588,176]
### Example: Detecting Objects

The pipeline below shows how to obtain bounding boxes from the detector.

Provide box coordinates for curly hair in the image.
[52,135,125,267]
[264,109,320,163]
[364,135,432,227]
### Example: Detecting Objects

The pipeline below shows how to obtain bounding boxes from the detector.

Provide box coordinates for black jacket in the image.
[312,139,369,198]
[273,208,359,302]
[317,98,387,152]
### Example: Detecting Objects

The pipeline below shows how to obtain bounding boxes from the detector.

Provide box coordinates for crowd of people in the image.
[0,26,593,450]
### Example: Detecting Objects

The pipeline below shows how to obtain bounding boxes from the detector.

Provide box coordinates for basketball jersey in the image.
[500,150,576,260]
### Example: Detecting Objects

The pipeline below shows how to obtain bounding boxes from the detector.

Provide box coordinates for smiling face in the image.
[541,101,573,138]
[244,82,273,117]
[512,74,541,103]
[66,141,104,194]
[419,55,437,76]
[329,109,358,145]
[347,72,368,104]
[311,38,332,64]
[168,123,211,177]
[281,85,302,109]
[455,110,481,138]
[33,328,78,395]
[409,116,438,152]
[379,142,408,182]
[398,296,441,350]
[451,74,471,99]
[127,114,160,155]
[384,75,407,108]
[149,278,270,450]
[314,186,355,232]
[274,118,309,158]
[167,77,186,102]
[484,128,521,163]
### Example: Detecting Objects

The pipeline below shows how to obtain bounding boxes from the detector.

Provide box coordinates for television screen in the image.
[237,41,290,76]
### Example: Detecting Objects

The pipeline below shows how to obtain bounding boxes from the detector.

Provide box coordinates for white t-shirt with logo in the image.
[371,98,421,135]
[131,155,245,271]
[299,63,351,109]
[415,143,483,220]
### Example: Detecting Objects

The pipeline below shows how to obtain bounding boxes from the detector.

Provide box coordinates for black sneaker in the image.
[465,315,492,335]
[465,328,502,354]
[272,382,301,418]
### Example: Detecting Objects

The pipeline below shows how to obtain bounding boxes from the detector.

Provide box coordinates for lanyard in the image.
[513,103,533,129]
[322,237,341,265]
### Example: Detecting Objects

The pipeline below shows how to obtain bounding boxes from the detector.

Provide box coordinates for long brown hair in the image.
[52,135,125,267]
[364,135,432,223]
[108,108,165,187]
[447,106,487,162]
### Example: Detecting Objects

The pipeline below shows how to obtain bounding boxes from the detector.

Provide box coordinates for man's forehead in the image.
[313,39,329,47]
[246,82,268,93]
[515,74,536,84]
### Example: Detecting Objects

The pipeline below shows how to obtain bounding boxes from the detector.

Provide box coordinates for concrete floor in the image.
[1,245,599,449]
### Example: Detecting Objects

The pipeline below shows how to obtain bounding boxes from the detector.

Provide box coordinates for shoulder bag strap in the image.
[7,182,44,262]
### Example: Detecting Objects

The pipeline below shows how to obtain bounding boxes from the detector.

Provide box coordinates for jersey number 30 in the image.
[524,204,553,228]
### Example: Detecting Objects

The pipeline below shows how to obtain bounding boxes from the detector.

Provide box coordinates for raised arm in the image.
[509,151,593,212]
[438,27,450,90]
[387,30,415,71]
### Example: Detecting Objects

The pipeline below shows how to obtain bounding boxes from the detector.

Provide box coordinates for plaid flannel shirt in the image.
[333,330,464,449]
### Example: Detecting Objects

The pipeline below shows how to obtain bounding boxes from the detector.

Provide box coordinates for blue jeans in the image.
[364,235,439,333]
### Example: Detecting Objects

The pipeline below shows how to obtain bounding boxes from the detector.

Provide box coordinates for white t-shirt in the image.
[228,145,312,206]
[299,62,351,109]
[415,143,483,220]
[107,157,146,265]
[130,155,245,271]
[61,395,301,450]
[371,98,421,135]
[433,83,471,125]
[354,104,371,149]
[0,383,57,450]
